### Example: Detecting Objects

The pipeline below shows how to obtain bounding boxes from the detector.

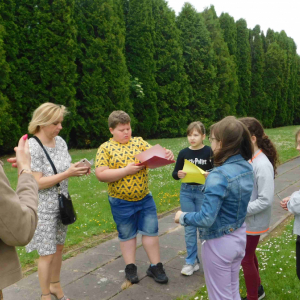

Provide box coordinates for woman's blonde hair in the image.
[28,102,68,134]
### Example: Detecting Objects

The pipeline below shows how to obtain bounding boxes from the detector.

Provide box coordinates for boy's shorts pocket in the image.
[108,196,121,206]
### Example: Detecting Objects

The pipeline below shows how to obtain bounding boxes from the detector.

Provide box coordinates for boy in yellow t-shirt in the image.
[96,110,174,284]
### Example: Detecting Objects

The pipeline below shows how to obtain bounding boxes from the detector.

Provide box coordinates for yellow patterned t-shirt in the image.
[95,137,151,201]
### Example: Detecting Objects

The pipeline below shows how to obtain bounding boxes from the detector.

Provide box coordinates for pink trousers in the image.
[202,223,246,300]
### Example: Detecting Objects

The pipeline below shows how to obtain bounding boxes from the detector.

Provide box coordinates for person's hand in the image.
[165,149,174,161]
[7,157,17,168]
[7,134,30,170]
[67,163,90,177]
[125,162,145,175]
[280,196,290,211]
[203,172,209,178]
[175,210,183,223]
[178,170,187,179]
[8,134,31,173]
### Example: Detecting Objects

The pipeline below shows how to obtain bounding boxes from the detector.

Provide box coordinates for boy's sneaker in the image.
[181,263,200,276]
[258,285,266,299]
[125,263,139,283]
[146,262,168,283]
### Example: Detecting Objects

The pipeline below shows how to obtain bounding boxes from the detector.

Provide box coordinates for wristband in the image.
[19,169,32,176]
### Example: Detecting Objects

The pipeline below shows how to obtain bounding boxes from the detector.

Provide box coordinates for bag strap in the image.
[32,136,60,189]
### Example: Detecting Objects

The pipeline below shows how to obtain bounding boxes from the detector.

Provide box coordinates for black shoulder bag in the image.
[33,136,77,225]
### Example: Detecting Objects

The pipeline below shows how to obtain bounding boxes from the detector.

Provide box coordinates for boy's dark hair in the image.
[108,111,131,129]
[187,121,206,135]
[210,116,253,166]
[240,117,279,175]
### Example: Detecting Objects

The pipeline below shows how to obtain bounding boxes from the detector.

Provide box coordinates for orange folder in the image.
[135,144,175,169]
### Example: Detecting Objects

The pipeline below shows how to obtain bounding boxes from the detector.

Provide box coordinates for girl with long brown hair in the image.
[240,117,279,300]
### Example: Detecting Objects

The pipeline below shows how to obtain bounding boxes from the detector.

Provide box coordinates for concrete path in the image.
[3,156,300,300]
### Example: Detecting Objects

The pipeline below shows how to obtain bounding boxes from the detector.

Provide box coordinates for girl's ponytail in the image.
[240,118,279,175]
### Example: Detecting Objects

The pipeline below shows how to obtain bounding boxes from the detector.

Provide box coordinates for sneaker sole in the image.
[181,265,200,276]
[125,275,139,284]
[258,292,265,300]
[146,270,168,284]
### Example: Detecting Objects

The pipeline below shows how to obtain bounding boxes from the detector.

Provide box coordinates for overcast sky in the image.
[167,0,300,54]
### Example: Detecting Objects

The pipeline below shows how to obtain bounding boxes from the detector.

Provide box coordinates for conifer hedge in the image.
[0,0,299,153]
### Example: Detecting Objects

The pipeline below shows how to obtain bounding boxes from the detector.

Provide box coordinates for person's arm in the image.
[247,164,274,216]
[0,168,39,246]
[287,191,300,215]
[30,138,89,190]
[32,163,89,190]
[180,172,227,228]
[95,141,145,183]
[0,134,39,246]
[172,150,185,180]
[95,163,144,183]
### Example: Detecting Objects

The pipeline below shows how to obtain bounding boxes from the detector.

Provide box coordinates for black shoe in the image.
[240,285,265,300]
[258,285,266,300]
[146,262,168,284]
[125,263,139,283]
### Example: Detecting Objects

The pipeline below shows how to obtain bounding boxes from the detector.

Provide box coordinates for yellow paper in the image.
[181,159,206,184]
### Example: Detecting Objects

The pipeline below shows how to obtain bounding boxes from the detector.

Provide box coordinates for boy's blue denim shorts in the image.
[108,193,159,241]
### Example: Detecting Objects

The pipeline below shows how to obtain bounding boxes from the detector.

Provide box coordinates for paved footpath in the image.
[4,157,300,300]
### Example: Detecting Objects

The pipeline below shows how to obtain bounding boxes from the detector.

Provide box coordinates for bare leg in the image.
[142,236,160,264]
[50,245,65,299]
[120,238,137,265]
[0,290,3,300]
[38,254,55,300]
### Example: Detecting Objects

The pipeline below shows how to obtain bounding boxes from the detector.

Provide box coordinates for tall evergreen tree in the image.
[274,31,291,126]
[219,12,237,57]
[2,0,77,144]
[125,0,158,137]
[34,0,78,141]
[261,31,267,54]
[152,0,190,137]
[263,42,285,127]
[202,6,238,119]
[0,22,12,151]
[177,3,217,126]
[265,29,276,51]
[235,19,251,116]
[249,25,266,123]
[0,0,23,152]
[293,55,300,124]
[286,38,298,126]
[74,0,131,148]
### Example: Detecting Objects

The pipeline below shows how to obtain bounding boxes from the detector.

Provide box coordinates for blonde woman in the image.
[25,103,89,300]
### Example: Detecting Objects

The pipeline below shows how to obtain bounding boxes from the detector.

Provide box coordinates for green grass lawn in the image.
[1,125,300,272]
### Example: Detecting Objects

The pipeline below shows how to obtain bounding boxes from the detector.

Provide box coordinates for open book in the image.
[135,144,175,169]
[181,159,206,184]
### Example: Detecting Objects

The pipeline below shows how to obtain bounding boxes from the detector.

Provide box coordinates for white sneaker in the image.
[181,263,200,276]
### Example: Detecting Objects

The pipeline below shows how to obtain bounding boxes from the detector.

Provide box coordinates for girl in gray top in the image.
[240,117,279,300]
[280,129,300,282]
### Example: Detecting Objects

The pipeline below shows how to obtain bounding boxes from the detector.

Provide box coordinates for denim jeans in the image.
[108,193,158,241]
[180,183,204,265]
